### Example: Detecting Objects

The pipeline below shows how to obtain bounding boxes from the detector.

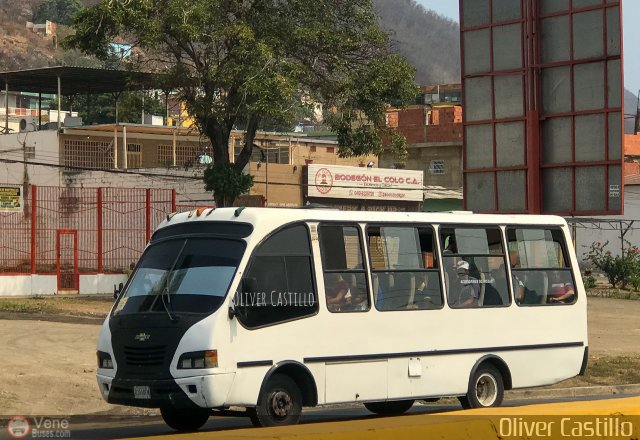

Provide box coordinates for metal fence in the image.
[0,185,178,274]
[568,218,640,261]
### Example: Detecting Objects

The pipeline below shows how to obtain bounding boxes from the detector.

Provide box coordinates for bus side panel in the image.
[325,360,387,403]
[387,355,469,399]
[502,346,585,389]
[225,367,271,407]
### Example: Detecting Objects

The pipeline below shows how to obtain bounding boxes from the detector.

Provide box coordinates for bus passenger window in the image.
[367,226,442,311]
[319,225,370,313]
[507,228,576,305]
[238,225,317,328]
[440,227,510,308]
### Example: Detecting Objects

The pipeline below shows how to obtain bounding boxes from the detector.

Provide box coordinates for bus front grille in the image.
[123,345,167,367]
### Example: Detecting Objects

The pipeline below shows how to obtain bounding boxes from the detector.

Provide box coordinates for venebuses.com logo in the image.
[6,416,30,439]
[5,416,71,439]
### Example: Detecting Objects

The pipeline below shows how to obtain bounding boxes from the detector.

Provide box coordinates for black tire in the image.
[458,364,504,409]
[160,406,210,432]
[251,374,303,427]
[364,399,414,415]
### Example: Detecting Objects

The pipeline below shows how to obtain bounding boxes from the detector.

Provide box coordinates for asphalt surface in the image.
[3,394,634,440]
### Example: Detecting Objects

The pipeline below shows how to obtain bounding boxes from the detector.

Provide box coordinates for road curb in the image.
[506,383,640,400]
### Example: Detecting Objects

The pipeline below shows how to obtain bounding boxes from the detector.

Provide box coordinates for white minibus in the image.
[96,208,588,431]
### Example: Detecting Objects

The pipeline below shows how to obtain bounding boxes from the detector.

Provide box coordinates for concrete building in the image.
[624,134,640,176]
[0,124,375,206]
[382,84,463,211]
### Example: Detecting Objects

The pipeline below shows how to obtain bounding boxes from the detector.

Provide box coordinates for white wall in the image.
[0,275,57,296]
[575,186,640,260]
[0,129,210,204]
[0,274,126,296]
[62,168,211,206]
[79,274,128,295]
[0,129,61,186]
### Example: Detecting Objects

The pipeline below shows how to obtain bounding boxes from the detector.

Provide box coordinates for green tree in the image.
[63,91,166,124]
[65,0,417,206]
[34,0,83,25]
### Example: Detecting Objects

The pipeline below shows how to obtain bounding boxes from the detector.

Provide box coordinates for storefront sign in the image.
[0,186,23,213]
[307,164,423,202]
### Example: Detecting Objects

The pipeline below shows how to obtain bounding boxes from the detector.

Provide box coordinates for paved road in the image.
[2,394,630,440]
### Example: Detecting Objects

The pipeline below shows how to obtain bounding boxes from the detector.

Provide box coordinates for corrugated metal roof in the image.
[0,66,170,94]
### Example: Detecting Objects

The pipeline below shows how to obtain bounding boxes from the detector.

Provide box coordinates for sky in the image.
[416,0,639,95]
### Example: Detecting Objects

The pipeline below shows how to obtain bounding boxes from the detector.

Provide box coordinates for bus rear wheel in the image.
[364,400,414,415]
[250,374,302,427]
[160,406,210,432]
[459,364,504,409]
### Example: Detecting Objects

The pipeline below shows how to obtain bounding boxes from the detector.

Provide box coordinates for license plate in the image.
[133,386,151,400]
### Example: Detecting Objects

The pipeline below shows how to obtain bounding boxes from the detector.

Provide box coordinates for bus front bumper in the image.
[97,373,235,409]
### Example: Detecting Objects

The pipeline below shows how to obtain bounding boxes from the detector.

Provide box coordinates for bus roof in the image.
[158,208,568,233]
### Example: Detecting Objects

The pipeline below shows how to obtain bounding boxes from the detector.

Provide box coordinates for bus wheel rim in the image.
[270,391,292,418]
[475,373,497,406]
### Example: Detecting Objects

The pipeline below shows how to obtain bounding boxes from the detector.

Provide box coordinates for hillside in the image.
[0,0,462,86]
[374,0,461,85]
[0,0,58,70]
[0,0,101,71]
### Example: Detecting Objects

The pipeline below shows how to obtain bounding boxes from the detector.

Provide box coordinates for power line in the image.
[0,157,204,181]
[0,157,432,191]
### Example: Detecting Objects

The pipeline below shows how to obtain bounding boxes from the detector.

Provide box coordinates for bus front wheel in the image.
[160,406,210,432]
[250,374,302,427]
[459,364,504,409]
[364,400,414,415]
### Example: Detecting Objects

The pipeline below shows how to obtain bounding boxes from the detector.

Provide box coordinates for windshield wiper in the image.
[150,240,187,322]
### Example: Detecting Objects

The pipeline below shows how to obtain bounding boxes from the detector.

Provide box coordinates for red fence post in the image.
[31,185,37,274]
[97,187,103,273]
[171,189,176,212]
[145,189,152,243]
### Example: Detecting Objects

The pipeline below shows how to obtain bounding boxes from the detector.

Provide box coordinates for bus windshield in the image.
[113,237,245,316]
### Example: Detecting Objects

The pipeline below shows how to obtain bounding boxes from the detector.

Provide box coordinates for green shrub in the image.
[584,242,640,289]
[630,273,640,292]
[583,275,597,289]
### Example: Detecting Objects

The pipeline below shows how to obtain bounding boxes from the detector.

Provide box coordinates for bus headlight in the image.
[178,350,218,369]
[97,351,114,369]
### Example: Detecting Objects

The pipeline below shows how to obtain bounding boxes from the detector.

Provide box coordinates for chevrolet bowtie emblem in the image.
[134,333,150,342]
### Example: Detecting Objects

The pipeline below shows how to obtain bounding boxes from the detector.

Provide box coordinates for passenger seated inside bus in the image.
[324,273,350,312]
[547,270,575,304]
[508,251,526,304]
[480,257,509,306]
[414,273,443,308]
[344,285,368,311]
[520,272,548,304]
[448,260,480,308]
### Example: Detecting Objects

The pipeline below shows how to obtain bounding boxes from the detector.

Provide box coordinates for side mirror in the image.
[113,282,125,300]
[229,278,257,321]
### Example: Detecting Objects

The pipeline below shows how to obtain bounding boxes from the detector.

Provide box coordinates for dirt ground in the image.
[587,297,640,354]
[0,296,638,416]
